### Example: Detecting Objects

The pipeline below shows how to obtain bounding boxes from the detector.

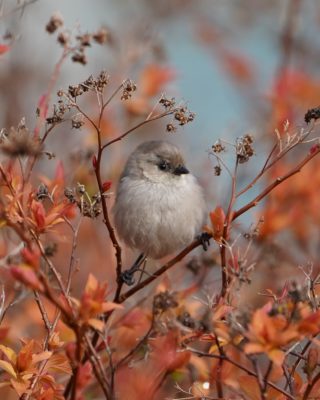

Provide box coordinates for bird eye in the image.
[158,160,170,171]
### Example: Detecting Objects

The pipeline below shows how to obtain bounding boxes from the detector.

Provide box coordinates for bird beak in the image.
[174,165,189,175]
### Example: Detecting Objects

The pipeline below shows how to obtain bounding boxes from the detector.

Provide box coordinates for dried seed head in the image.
[121,79,137,100]
[166,123,177,133]
[72,116,84,129]
[46,100,69,125]
[68,85,83,98]
[236,134,255,164]
[187,112,195,122]
[93,27,110,44]
[153,291,178,314]
[212,141,225,153]
[77,183,86,195]
[57,31,70,46]
[159,96,176,109]
[92,193,102,203]
[305,106,320,124]
[96,70,109,92]
[80,75,95,92]
[36,183,49,200]
[0,127,43,158]
[64,188,76,203]
[77,33,91,47]
[77,199,101,218]
[214,165,222,176]
[71,51,87,65]
[173,106,195,126]
[177,311,196,329]
[46,12,64,34]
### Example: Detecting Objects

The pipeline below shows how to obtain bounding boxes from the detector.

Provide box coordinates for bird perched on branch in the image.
[113,140,207,284]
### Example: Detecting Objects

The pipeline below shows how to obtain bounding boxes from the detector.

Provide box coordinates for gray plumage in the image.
[113,141,206,259]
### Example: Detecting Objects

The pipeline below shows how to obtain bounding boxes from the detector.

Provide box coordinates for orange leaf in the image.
[88,318,105,331]
[101,301,123,313]
[140,64,176,97]
[209,206,225,242]
[45,353,72,375]
[16,340,34,372]
[10,378,30,397]
[268,349,285,367]
[32,351,52,365]
[220,49,254,83]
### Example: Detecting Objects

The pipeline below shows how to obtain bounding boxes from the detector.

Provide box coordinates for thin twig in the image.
[186,347,295,400]
[232,144,320,220]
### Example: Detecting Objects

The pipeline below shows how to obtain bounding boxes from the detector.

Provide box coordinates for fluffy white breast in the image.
[113,174,206,259]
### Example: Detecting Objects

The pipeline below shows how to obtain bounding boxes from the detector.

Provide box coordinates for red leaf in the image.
[310,143,320,155]
[92,155,97,169]
[16,340,34,372]
[0,327,9,341]
[0,44,10,55]
[102,180,112,193]
[31,201,46,230]
[11,266,44,292]
[21,247,40,270]
[77,361,93,390]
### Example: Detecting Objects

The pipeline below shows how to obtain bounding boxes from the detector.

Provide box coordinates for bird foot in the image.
[120,269,136,286]
[198,232,211,251]
[120,253,146,286]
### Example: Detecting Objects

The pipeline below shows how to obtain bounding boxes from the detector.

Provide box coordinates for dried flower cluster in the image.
[46,71,110,128]
[45,12,63,34]
[46,12,111,65]
[153,290,178,313]
[236,134,254,163]
[305,106,320,124]
[212,140,225,153]
[67,71,110,98]
[64,183,108,218]
[121,79,137,100]
[158,96,195,132]
[0,121,42,158]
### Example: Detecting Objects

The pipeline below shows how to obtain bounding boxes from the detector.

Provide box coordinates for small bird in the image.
[113,141,207,283]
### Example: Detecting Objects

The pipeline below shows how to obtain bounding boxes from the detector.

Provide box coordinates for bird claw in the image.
[120,270,136,286]
[198,232,211,251]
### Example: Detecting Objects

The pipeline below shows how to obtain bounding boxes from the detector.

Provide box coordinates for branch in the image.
[232,145,320,220]
[186,347,295,400]
[101,109,175,152]
[118,237,203,303]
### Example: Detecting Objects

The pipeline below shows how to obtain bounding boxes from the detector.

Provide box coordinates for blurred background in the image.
[1,0,320,305]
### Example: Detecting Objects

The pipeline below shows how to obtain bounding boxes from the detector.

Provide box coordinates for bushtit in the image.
[113,141,207,272]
